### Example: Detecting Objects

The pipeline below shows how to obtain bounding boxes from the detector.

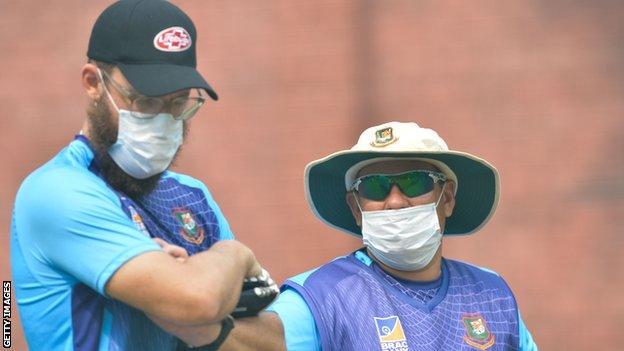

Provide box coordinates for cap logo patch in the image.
[154,27,192,52]
[370,127,399,147]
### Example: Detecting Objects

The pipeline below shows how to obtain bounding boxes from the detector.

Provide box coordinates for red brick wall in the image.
[1,1,622,349]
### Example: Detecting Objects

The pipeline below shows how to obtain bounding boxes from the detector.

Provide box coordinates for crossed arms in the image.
[106,238,285,349]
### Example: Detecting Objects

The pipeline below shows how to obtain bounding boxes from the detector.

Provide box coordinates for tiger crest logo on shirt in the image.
[173,208,205,245]
[462,314,495,350]
[373,316,409,350]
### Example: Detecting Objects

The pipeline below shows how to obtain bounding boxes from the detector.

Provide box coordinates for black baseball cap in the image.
[87,0,218,100]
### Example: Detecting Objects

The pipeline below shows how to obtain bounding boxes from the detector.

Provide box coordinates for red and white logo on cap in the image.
[153,27,192,52]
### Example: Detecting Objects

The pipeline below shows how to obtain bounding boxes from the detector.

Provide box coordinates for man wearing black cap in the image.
[10,1,275,350]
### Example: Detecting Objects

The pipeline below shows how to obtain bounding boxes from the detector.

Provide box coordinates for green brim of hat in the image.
[304,150,500,237]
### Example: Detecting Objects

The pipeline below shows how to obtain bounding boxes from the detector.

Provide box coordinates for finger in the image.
[165,245,189,260]
[247,261,263,278]
[153,237,168,249]
[153,238,189,260]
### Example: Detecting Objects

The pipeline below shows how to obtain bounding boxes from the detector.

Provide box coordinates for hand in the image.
[247,259,263,278]
[212,240,263,278]
[232,268,280,318]
[154,238,189,262]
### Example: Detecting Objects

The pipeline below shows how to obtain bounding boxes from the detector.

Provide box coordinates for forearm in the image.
[106,240,260,325]
[148,313,221,347]
[147,312,285,350]
[220,312,286,351]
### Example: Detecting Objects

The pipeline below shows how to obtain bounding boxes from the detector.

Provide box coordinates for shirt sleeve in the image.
[266,288,321,351]
[518,310,538,351]
[166,173,235,240]
[14,167,161,295]
[198,183,234,241]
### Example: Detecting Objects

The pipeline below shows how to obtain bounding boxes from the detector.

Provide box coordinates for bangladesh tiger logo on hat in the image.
[370,126,399,147]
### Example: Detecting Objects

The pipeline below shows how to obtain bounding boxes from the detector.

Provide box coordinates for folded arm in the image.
[106,239,262,326]
[147,311,286,350]
[144,240,285,348]
[220,312,286,351]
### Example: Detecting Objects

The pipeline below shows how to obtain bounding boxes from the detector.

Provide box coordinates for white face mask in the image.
[108,111,182,179]
[99,70,182,179]
[360,185,445,271]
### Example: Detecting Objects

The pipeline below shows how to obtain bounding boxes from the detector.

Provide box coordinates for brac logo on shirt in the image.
[373,316,409,351]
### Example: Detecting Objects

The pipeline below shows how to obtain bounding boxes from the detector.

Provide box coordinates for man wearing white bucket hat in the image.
[202,121,537,350]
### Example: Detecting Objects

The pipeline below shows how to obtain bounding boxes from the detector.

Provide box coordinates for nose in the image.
[384,185,410,210]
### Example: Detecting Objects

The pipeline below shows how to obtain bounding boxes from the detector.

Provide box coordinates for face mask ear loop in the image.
[434,182,447,208]
[96,68,121,114]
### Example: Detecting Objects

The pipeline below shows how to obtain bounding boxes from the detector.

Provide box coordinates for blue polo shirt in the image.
[11,137,233,350]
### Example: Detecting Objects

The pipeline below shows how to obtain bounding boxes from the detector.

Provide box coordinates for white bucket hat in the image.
[304,121,500,237]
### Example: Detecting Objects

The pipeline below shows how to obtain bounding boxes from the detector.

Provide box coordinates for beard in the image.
[86,97,187,199]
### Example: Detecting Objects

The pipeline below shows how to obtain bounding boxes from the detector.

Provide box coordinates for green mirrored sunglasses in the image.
[350,170,447,201]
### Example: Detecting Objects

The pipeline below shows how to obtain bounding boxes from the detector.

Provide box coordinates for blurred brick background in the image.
[1,1,623,350]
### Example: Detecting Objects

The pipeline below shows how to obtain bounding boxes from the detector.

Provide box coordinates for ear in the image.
[82,63,102,101]
[345,192,362,227]
[442,180,456,218]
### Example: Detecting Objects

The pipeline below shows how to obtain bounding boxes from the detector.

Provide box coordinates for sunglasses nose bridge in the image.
[383,184,411,209]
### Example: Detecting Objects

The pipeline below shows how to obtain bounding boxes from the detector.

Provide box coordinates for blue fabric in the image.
[266,288,321,351]
[11,138,233,350]
[272,250,538,350]
[519,312,538,350]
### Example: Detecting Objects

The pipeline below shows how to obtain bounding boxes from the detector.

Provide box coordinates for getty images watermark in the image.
[3,281,10,349]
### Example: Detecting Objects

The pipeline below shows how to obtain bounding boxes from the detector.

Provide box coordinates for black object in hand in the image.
[232,270,279,318]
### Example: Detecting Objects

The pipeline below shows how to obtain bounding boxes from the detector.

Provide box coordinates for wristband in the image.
[178,315,235,351]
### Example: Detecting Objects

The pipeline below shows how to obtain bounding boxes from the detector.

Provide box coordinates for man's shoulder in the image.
[285,253,361,290]
[21,162,104,196]
[162,171,226,209]
[162,171,211,192]
[19,139,99,192]
[16,157,116,217]
[445,258,502,276]
[445,258,514,293]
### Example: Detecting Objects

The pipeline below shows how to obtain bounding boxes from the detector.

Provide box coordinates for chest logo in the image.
[173,208,205,245]
[461,314,495,350]
[373,316,409,350]
[128,206,150,237]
